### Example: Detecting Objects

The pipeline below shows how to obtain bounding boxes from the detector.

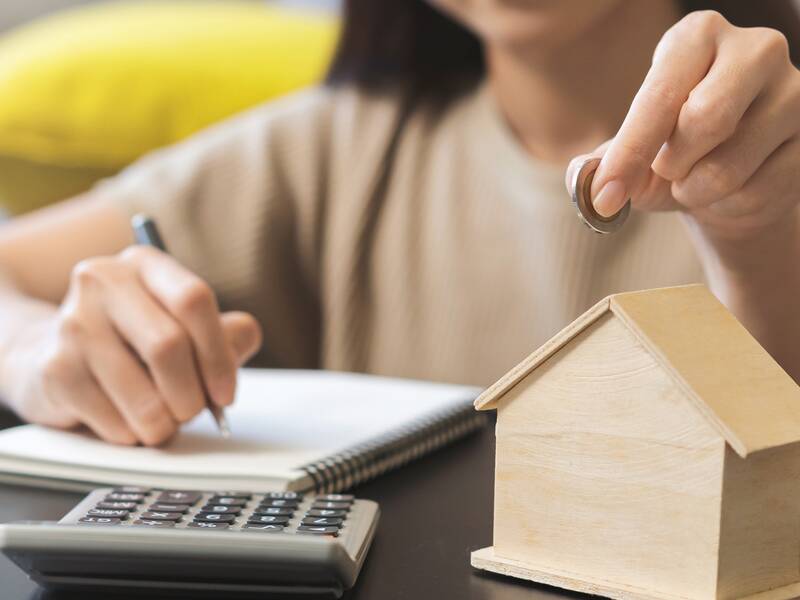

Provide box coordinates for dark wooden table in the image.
[0,412,569,600]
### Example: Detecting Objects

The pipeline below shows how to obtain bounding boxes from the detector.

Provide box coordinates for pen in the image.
[131,214,231,438]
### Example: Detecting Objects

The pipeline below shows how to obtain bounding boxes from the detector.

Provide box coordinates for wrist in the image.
[683,210,800,382]
[0,289,58,411]
[683,209,800,291]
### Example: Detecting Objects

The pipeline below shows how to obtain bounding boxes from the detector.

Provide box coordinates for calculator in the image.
[0,486,379,598]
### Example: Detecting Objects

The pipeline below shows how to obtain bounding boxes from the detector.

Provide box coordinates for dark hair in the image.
[327,0,800,99]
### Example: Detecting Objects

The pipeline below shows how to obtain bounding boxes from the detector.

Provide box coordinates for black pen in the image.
[131,214,231,438]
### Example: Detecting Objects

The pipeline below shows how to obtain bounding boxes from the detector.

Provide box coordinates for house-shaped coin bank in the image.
[471,285,800,600]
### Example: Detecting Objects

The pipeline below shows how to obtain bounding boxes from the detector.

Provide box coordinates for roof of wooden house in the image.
[475,284,800,458]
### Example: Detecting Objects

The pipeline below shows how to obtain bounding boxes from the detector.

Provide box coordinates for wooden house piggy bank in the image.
[471,285,800,600]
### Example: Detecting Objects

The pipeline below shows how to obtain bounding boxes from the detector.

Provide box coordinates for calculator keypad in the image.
[243,524,285,532]
[79,517,121,525]
[156,491,202,505]
[187,522,229,530]
[140,511,182,521]
[105,493,145,503]
[87,509,130,519]
[134,520,175,528]
[149,503,190,513]
[96,501,138,511]
[67,488,358,537]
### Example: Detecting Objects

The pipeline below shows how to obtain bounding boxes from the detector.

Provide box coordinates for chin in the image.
[430,0,629,51]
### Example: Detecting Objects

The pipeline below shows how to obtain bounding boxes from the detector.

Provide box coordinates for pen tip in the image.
[219,415,231,439]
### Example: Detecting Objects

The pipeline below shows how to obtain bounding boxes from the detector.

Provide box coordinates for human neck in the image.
[486,0,681,166]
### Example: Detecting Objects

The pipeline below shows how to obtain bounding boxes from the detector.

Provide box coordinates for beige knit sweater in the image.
[101,83,703,387]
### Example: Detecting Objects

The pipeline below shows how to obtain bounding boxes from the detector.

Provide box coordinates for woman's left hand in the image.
[566,10,800,242]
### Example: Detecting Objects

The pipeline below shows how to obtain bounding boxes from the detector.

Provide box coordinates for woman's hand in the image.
[4,246,262,446]
[566,10,800,242]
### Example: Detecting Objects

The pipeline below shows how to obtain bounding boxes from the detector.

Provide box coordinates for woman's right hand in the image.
[5,246,262,446]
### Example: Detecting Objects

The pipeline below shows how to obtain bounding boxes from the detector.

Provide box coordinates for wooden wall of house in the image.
[493,313,727,600]
[716,444,800,598]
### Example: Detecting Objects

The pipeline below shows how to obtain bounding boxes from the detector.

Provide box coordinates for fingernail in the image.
[593,180,627,217]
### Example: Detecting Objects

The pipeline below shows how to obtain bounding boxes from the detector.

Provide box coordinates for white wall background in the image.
[0,0,339,31]
[0,0,91,30]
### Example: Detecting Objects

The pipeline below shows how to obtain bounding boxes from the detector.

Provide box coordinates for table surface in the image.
[0,412,572,600]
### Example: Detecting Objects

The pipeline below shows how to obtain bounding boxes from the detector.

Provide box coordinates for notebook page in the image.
[0,370,480,482]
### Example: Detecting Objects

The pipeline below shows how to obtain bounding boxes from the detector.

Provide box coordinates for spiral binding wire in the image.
[298,401,488,494]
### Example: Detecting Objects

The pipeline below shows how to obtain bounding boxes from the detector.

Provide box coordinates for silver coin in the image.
[570,157,631,234]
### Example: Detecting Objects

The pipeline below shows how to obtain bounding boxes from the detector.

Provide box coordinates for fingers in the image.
[573,11,798,232]
[565,141,677,213]
[58,281,178,447]
[40,341,135,444]
[222,311,263,364]
[564,140,612,192]
[702,138,800,231]
[590,11,720,216]
[83,320,179,447]
[40,343,133,445]
[101,277,206,423]
[58,258,177,445]
[651,28,782,182]
[670,80,800,209]
[43,245,262,446]
[125,247,238,408]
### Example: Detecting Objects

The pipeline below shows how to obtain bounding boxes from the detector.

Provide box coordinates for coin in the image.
[570,157,631,234]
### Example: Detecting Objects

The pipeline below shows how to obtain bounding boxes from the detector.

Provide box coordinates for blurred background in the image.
[0,0,340,217]
[2,1,800,220]
[0,0,339,31]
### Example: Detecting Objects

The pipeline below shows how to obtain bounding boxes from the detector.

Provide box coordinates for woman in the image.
[0,0,798,447]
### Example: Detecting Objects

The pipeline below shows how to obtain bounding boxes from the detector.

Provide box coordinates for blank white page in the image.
[0,370,480,482]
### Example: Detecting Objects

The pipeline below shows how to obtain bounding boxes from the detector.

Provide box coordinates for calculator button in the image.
[133,520,175,528]
[200,505,241,515]
[297,525,339,536]
[149,503,190,513]
[113,486,150,494]
[96,501,138,511]
[212,491,252,500]
[140,511,182,521]
[258,499,299,508]
[157,491,202,505]
[87,509,129,519]
[316,494,354,503]
[301,517,343,527]
[243,524,284,532]
[252,507,294,517]
[187,522,230,530]
[208,497,247,507]
[247,515,290,525]
[78,517,121,525]
[105,493,144,503]
[262,492,302,500]
[306,509,347,518]
[311,501,351,511]
[194,513,236,523]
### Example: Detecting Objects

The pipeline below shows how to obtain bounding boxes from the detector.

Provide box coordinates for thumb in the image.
[565,140,612,198]
[221,312,263,364]
[567,140,677,214]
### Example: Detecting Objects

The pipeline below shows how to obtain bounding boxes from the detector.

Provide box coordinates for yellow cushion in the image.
[0,1,339,214]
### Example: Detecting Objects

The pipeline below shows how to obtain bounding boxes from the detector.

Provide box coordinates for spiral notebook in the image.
[0,369,485,493]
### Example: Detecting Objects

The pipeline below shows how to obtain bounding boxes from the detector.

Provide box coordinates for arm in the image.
[0,193,133,304]
[568,11,800,382]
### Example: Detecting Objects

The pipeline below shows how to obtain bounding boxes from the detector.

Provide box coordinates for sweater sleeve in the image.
[93,87,337,368]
